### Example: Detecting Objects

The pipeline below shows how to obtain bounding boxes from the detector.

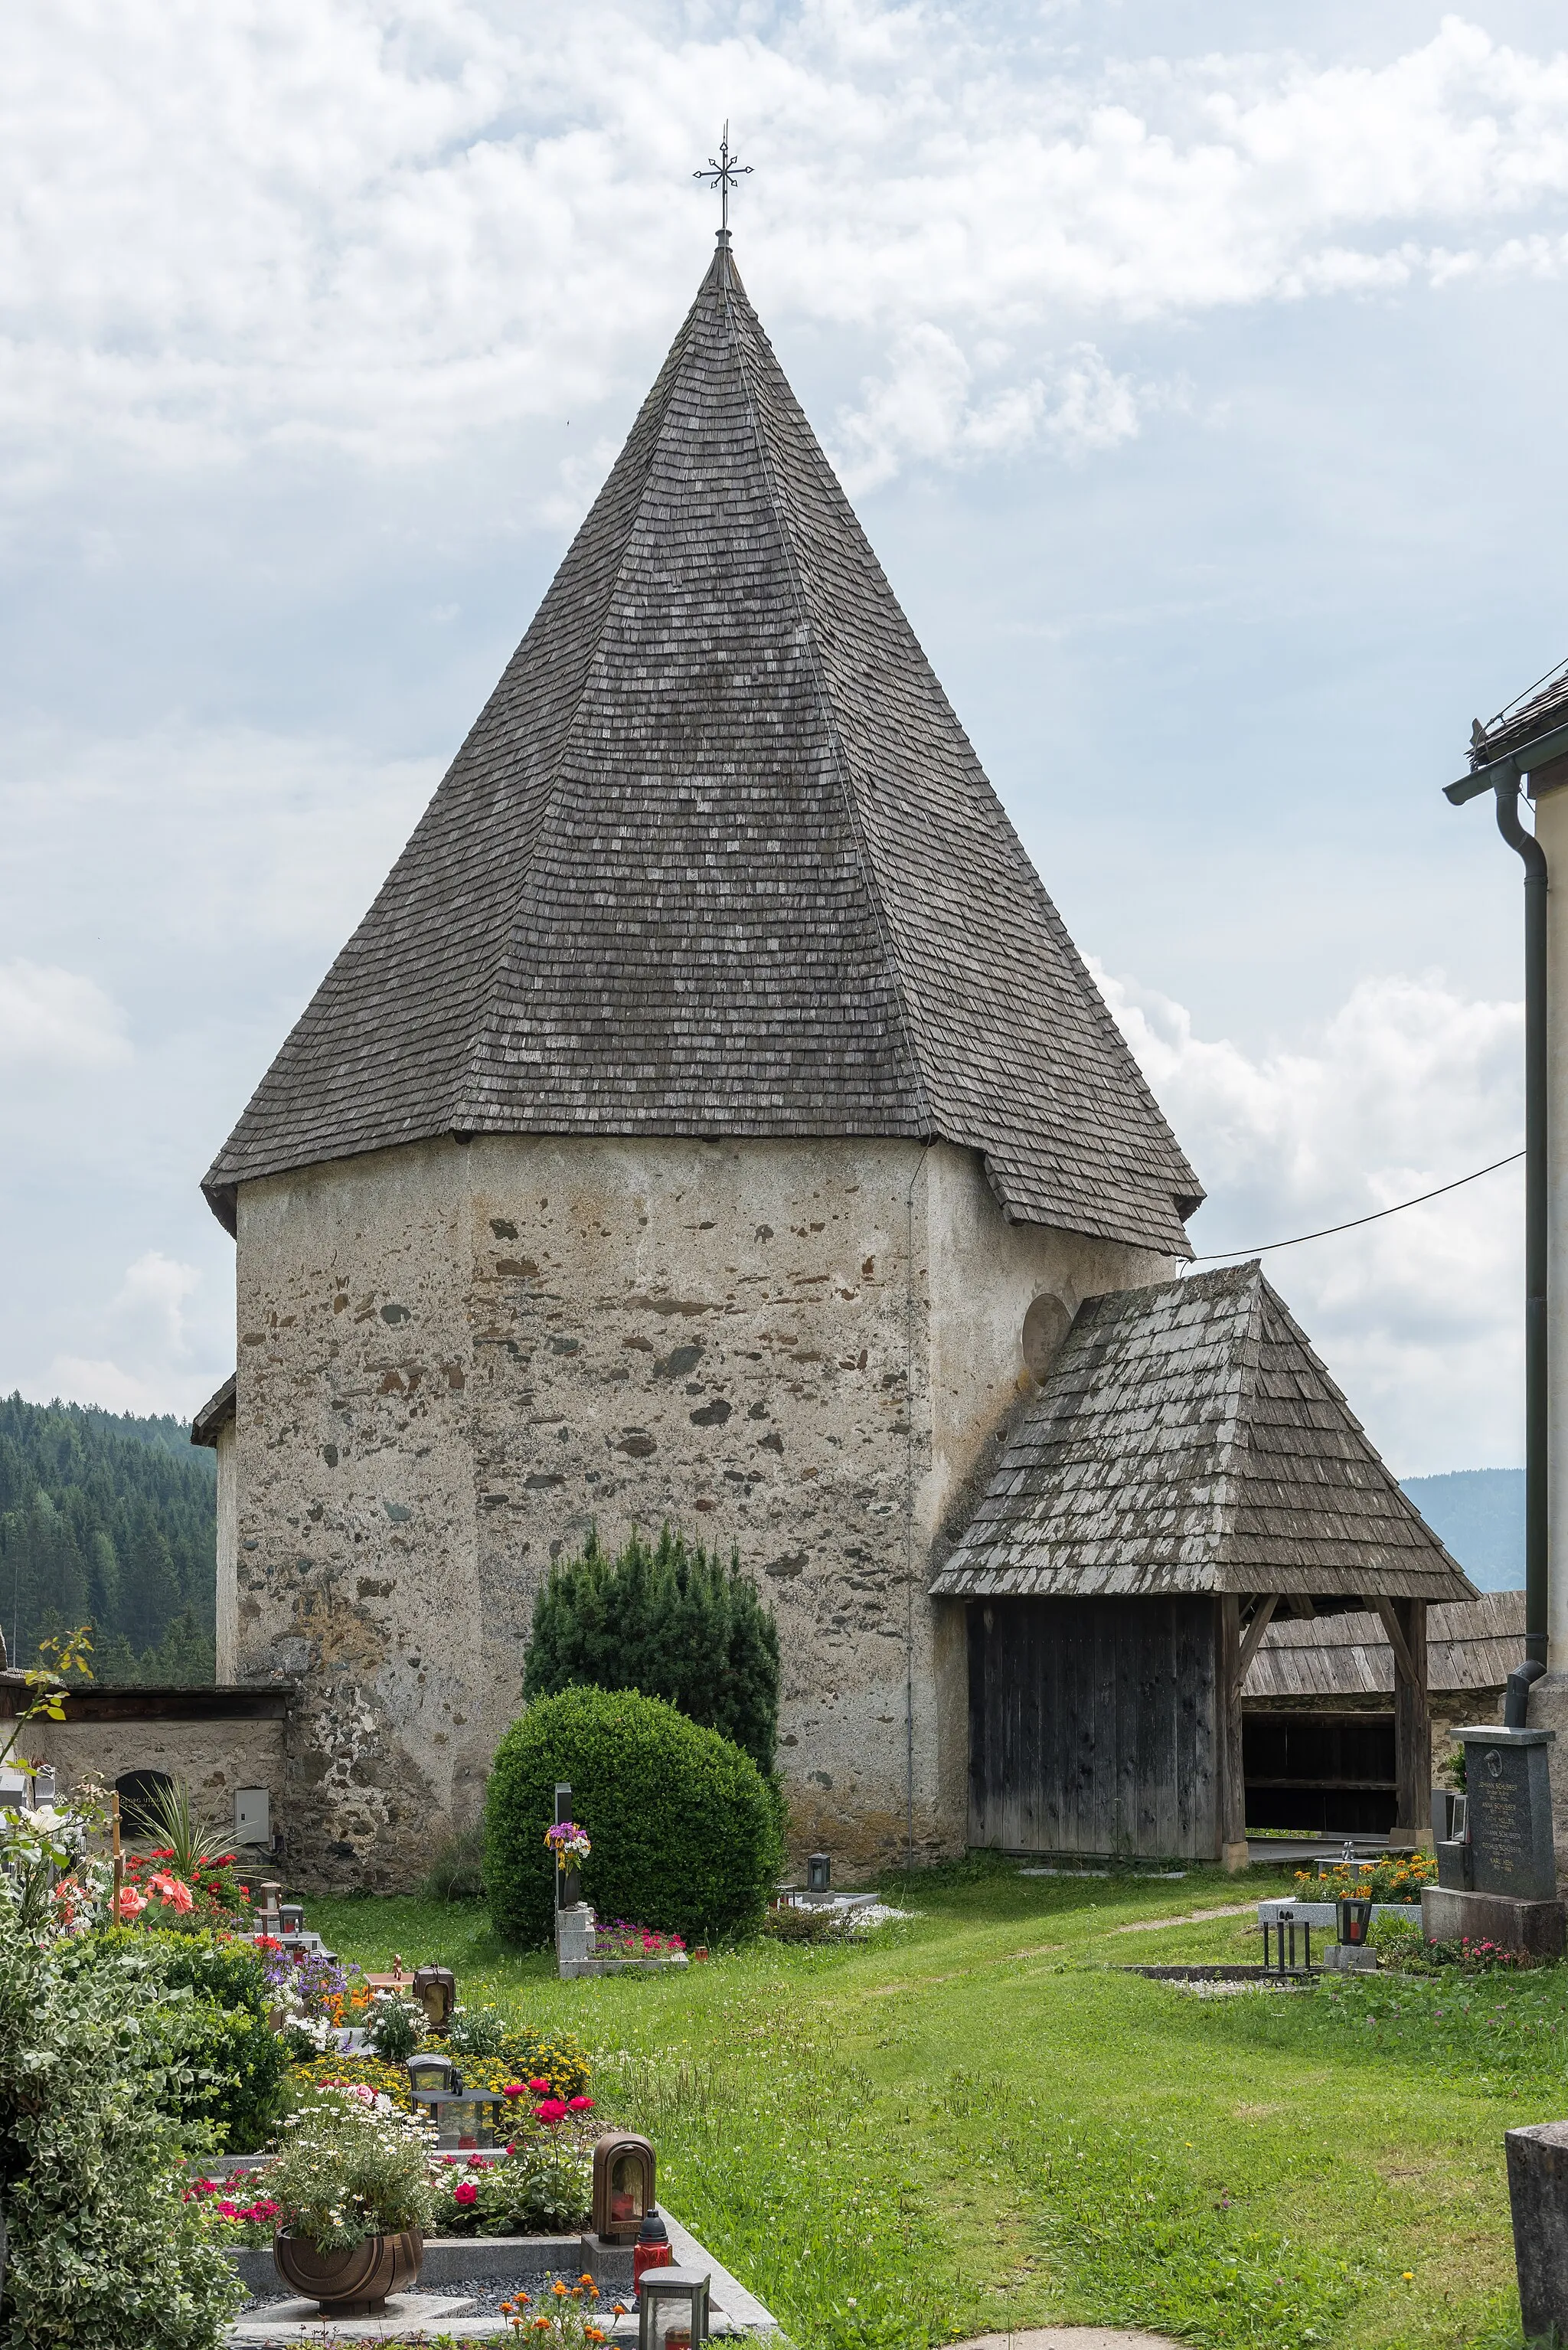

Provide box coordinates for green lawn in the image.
[312,1863,1552,2350]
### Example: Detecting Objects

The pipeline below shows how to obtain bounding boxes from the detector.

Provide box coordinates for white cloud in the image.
[0,12,1566,485]
[0,959,130,1068]
[1099,963,1525,1475]
[41,1251,213,1419]
[831,327,1146,493]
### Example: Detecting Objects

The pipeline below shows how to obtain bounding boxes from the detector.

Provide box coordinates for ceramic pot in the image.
[273,2226,423,2315]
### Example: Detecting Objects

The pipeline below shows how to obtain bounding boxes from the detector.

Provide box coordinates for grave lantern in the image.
[1337,1894,1374,1950]
[279,1904,304,1936]
[412,1965,456,2031]
[593,2132,656,2243]
[633,2211,674,2292]
[806,1853,831,1895]
[416,2086,508,2149]
[638,2266,710,2350]
[407,2053,461,2100]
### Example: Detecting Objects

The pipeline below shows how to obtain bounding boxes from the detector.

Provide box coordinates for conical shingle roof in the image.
[204,238,1201,1250]
[932,1262,1476,1604]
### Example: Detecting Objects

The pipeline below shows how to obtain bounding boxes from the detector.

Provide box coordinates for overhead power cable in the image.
[1187,1149,1524,1264]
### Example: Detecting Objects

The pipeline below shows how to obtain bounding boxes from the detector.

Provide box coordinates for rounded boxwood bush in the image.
[486,1684,782,1948]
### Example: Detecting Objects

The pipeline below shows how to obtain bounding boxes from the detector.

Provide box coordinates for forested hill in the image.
[0,1393,216,1684]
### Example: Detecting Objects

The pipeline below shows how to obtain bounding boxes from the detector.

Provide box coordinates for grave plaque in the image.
[1455,1725,1557,1903]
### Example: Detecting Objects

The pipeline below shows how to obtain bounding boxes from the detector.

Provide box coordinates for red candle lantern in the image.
[633,2212,674,2294]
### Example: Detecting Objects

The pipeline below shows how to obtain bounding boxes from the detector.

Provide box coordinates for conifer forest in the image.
[0,1393,216,1683]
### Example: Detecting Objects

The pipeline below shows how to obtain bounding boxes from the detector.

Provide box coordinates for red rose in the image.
[503,2083,527,2099]
[455,2181,479,2207]
[535,2098,568,2126]
[528,2077,550,2093]
[568,2096,594,2111]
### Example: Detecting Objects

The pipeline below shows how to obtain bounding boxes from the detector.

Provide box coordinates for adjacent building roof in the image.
[191,1373,237,1450]
[932,1261,1477,1605]
[203,237,1201,1255]
[1246,1587,1521,1704]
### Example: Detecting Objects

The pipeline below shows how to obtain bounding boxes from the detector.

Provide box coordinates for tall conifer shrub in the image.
[521,1527,779,1774]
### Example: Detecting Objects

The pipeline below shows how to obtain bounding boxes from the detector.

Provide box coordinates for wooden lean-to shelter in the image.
[932,1262,1477,1863]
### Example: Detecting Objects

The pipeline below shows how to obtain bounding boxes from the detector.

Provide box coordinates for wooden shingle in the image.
[202,241,1200,1256]
[932,1261,1478,1605]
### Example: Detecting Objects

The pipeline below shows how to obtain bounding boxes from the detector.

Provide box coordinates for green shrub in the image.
[523,1526,779,1773]
[1366,1914,1426,1969]
[486,1685,782,1948]
[420,1819,487,1901]
[446,2002,508,2058]
[475,2138,593,2231]
[366,1994,421,2060]
[60,1927,289,2153]
[0,1904,243,2347]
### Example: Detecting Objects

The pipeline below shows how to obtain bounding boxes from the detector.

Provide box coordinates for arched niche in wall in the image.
[1021,1291,1074,1382]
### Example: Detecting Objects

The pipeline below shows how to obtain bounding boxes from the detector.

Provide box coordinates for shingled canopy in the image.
[934,1263,1478,1860]
[203,236,1200,1256]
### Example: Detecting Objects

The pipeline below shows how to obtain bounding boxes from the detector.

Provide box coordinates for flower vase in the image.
[560,1866,582,1908]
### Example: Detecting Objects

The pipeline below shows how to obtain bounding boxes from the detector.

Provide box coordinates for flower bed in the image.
[185,2176,281,2247]
[292,2028,591,2110]
[594,1920,687,1965]
[1294,1853,1436,1906]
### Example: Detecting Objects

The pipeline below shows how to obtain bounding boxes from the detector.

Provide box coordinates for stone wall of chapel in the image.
[230,1132,1178,1890]
[234,1142,478,1889]
[465,1133,933,1873]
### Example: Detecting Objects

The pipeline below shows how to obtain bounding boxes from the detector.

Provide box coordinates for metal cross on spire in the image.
[694,123,752,235]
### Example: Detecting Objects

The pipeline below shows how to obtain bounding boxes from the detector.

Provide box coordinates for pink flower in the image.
[116,1887,147,1920]
[217,2201,240,2220]
[146,1871,195,1914]
[535,2098,568,2126]
[454,2181,478,2207]
[528,2077,550,2093]
[568,2097,594,2112]
[503,2083,528,2099]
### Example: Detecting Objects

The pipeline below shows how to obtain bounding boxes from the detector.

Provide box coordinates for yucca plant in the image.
[130,1775,231,1872]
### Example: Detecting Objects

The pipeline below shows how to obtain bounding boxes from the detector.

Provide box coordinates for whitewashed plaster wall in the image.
[231,1133,1172,1889]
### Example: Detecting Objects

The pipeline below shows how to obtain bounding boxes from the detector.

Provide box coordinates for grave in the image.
[1421,1724,1566,1955]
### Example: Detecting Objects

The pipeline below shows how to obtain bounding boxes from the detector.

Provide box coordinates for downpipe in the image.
[1494,775,1550,1672]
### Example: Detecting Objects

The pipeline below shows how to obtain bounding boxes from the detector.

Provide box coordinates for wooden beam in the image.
[1217,1595,1248,1871]
[1235,1594,1280,1690]
[1369,1594,1417,1684]
[1369,1596,1429,1835]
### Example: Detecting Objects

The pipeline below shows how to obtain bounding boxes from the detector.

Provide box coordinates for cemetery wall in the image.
[229,1133,1168,1890]
[18,1710,286,1827]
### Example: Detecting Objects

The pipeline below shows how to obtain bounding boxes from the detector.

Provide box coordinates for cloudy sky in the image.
[2,0,1563,1474]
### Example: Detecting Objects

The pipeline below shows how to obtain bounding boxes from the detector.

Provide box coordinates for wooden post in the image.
[1374,1596,1431,1844]
[110,1790,122,1921]
[1217,1596,1248,1872]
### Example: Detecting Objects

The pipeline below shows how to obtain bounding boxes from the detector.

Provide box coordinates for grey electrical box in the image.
[234,1788,271,1848]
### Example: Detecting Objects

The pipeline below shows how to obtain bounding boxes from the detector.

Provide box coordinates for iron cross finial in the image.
[694,122,752,235]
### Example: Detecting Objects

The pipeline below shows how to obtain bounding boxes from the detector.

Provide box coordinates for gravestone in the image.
[1507,2120,1568,2342]
[1423,1724,1565,1956]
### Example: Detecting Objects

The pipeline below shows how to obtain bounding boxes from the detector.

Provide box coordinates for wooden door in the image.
[967,1594,1220,1860]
